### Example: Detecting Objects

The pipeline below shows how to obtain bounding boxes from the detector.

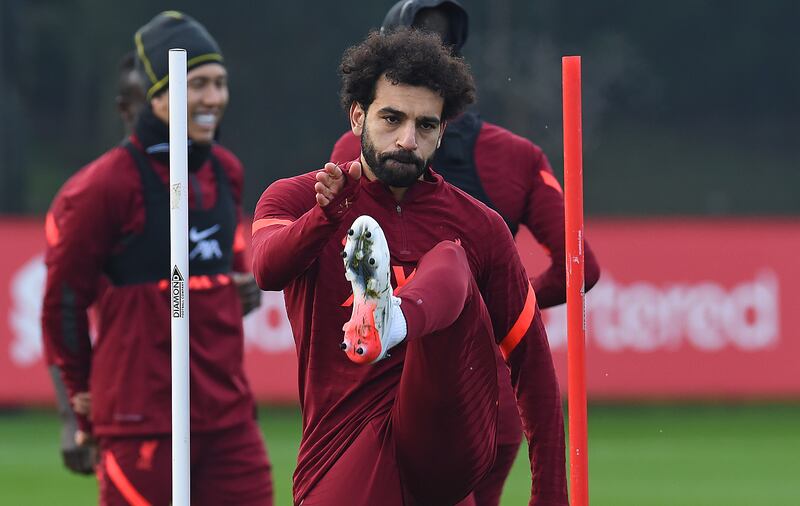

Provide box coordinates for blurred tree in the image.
[5,0,798,215]
[1,0,27,213]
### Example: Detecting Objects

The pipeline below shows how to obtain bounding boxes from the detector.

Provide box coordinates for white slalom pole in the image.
[168,48,190,506]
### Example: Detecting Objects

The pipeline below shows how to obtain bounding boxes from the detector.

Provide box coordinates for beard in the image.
[361,124,432,188]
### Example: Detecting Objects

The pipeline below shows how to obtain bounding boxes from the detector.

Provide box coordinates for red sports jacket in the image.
[252,164,566,504]
[42,137,254,437]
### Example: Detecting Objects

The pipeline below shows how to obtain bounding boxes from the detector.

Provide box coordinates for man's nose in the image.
[201,85,226,106]
[396,123,418,151]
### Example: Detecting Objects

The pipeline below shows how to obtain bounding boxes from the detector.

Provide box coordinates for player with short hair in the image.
[42,11,272,505]
[253,28,567,506]
[330,4,601,502]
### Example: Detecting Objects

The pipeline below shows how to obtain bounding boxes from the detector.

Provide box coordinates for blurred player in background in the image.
[330,2,601,503]
[253,28,567,505]
[49,51,145,479]
[53,46,261,480]
[42,11,271,505]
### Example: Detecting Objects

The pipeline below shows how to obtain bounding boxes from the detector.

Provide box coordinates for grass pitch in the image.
[0,403,798,505]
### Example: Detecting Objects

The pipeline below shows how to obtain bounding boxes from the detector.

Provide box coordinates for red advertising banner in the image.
[1,217,798,404]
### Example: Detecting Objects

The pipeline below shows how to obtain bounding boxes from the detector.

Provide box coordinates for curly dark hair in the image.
[339,28,476,121]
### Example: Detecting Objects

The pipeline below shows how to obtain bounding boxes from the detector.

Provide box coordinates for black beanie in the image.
[134,11,224,99]
[381,0,469,54]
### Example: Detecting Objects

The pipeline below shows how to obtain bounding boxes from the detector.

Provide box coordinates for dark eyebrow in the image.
[378,107,441,126]
[417,115,441,127]
[377,107,406,118]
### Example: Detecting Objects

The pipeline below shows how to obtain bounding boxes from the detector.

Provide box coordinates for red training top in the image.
[252,164,566,505]
[41,137,255,437]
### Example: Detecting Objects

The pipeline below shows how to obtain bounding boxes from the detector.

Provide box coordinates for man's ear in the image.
[437,121,447,148]
[350,102,366,136]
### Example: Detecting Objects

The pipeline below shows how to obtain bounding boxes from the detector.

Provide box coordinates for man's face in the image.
[117,69,146,134]
[351,75,445,187]
[151,63,229,144]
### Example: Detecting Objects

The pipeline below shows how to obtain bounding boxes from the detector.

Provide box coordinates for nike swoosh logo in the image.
[189,224,221,243]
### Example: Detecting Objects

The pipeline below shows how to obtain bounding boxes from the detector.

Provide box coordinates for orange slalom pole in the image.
[562,55,588,506]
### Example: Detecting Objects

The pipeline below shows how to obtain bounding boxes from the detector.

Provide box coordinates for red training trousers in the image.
[97,418,273,506]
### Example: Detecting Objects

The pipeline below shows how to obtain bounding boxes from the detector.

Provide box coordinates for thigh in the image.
[98,436,171,506]
[192,419,274,506]
[393,278,499,505]
[470,442,521,506]
[459,358,522,506]
[302,416,403,506]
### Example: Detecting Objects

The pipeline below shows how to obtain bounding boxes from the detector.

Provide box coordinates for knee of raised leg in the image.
[434,240,468,264]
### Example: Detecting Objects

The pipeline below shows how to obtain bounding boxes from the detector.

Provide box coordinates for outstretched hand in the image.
[66,429,98,475]
[59,392,97,475]
[231,272,262,316]
[315,161,361,207]
[71,392,91,416]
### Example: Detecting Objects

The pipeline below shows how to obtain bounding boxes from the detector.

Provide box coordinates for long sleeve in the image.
[480,212,568,506]
[41,173,120,432]
[523,150,600,308]
[230,165,249,272]
[251,170,360,291]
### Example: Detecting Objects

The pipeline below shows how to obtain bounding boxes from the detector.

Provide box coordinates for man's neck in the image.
[360,154,409,202]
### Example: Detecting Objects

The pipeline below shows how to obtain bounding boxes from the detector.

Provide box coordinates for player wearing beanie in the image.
[42,11,272,505]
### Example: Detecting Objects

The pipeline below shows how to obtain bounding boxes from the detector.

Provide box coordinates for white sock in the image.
[386,297,407,350]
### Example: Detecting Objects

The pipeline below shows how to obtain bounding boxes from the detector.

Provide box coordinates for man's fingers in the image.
[324,162,343,179]
[71,392,91,416]
[63,446,97,475]
[315,171,333,186]
[316,167,343,194]
[74,430,91,446]
[348,161,362,180]
[315,193,330,207]
[64,430,98,475]
[316,161,358,208]
[314,182,335,201]
[230,274,262,316]
[229,271,250,287]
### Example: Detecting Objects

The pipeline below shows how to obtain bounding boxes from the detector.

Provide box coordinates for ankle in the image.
[387,299,407,349]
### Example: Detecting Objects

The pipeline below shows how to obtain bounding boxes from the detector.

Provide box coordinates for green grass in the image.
[1,404,798,505]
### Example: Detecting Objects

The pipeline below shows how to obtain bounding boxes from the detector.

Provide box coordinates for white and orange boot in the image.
[341,215,405,364]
